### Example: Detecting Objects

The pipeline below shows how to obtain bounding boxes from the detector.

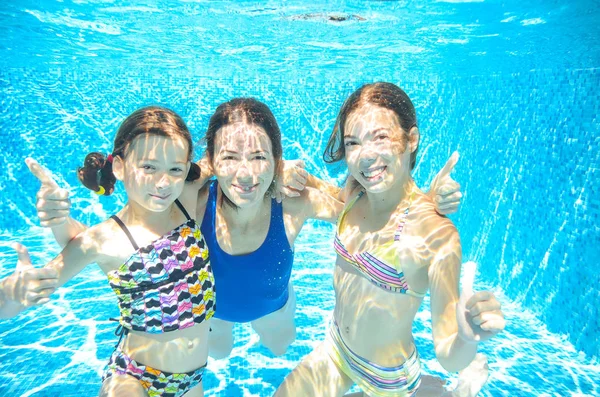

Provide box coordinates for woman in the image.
[275,83,505,397]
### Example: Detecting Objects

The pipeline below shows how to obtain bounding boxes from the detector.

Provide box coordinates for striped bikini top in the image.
[334,190,426,298]
[107,199,216,334]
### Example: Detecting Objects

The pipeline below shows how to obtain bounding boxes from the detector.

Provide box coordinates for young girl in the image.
[29,98,462,363]
[0,106,216,397]
[275,83,505,397]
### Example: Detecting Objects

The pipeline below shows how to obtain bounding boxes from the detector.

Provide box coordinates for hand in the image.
[2,244,59,308]
[273,160,309,203]
[26,158,71,227]
[428,151,462,215]
[197,156,214,183]
[456,261,505,343]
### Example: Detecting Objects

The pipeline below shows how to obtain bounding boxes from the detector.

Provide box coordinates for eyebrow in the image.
[138,158,187,164]
[221,149,270,155]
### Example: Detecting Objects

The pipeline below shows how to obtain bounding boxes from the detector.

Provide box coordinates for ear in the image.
[112,155,125,181]
[408,126,420,153]
[275,158,284,177]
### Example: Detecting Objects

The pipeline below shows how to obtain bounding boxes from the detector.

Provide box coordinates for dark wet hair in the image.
[204,98,283,207]
[323,82,419,170]
[78,106,200,196]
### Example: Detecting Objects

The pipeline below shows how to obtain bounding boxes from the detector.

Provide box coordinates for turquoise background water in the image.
[1,1,599,396]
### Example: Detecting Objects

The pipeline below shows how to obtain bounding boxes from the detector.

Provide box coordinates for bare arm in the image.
[0,227,101,319]
[26,158,88,247]
[428,224,478,373]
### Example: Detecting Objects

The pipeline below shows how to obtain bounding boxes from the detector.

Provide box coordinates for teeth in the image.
[361,167,386,178]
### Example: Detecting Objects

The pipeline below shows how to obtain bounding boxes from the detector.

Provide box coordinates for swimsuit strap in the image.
[110,215,140,250]
[111,200,190,251]
[174,199,191,220]
[394,190,415,241]
[336,190,364,232]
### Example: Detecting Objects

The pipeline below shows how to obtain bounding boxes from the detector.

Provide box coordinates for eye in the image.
[170,167,184,174]
[141,165,156,172]
[222,155,236,161]
[375,134,389,141]
[344,141,358,147]
[254,155,267,160]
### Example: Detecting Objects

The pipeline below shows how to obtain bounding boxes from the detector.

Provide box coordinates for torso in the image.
[196,181,303,323]
[91,182,213,372]
[333,187,438,366]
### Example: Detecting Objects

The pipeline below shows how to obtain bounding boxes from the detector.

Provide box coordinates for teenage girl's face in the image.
[344,105,415,194]
[212,122,276,208]
[114,134,190,212]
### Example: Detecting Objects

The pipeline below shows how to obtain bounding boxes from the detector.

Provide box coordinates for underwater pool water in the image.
[0,1,599,396]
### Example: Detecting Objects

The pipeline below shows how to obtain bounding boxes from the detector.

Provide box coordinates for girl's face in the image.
[212,122,276,208]
[344,104,416,194]
[114,134,190,212]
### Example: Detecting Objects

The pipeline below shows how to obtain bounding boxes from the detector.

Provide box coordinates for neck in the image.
[219,191,270,228]
[122,200,174,229]
[364,175,415,214]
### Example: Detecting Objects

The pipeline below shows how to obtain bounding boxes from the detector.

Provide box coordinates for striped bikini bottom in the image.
[326,320,421,397]
[102,347,206,397]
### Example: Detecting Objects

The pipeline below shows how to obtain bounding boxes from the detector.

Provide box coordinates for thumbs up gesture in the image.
[0,244,59,318]
[428,152,462,215]
[456,261,505,343]
[25,158,71,227]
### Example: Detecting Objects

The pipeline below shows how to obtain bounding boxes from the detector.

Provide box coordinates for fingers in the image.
[461,261,477,297]
[281,186,301,198]
[28,278,59,292]
[36,189,71,228]
[36,189,70,202]
[287,177,307,191]
[291,159,306,169]
[466,291,497,312]
[435,180,461,197]
[435,203,459,216]
[38,209,70,221]
[479,317,506,333]
[13,243,33,270]
[25,158,60,188]
[436,191,462,206]
[24,288,56,307]
[438,151,459,179]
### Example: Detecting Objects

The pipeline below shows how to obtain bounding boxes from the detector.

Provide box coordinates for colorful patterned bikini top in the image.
[107,199,216,334]
[334,190,426,298]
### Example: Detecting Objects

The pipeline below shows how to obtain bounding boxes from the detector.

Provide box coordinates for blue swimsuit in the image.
[200,181,294,323]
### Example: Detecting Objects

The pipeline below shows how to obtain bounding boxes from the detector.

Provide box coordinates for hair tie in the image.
[106,154,114,163]
[95,185,106,195]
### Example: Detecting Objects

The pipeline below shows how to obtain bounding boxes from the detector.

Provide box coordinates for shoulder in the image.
[282,186,341,216]
[409,191,460,253]
[66,219,118,260]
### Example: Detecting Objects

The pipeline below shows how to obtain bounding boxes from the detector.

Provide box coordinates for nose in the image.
[358,145,377,168]
[155,172,171,190]
[236,160,253,182]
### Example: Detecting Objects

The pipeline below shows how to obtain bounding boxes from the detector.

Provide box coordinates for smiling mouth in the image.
[361,166,387,180]
[233,183,259,193]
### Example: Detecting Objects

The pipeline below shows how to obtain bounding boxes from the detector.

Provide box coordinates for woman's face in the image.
[212,122,276,208]
[344,104,415,194]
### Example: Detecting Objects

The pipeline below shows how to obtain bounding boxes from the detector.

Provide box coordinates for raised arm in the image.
[426,152,462,215]
[429,222,505,373]
[26,158,88,247]
[0,227,101,319]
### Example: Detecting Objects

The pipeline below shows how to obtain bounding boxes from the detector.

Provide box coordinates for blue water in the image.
[1,1,599,396]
